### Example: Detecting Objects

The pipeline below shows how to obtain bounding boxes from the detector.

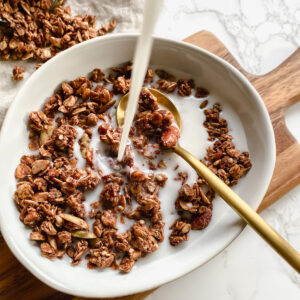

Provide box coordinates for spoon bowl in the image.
[116,88,182,130]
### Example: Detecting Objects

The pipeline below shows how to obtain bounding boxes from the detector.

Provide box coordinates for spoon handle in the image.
[174,144,300,273]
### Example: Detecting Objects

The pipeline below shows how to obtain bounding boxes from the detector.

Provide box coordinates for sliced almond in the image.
[72,107,86,115]
[55,215,63,227]
[59,213,89,230]
[40,125,54,146]
[48,235,57,250]
[22,200,39,206]
[31,159,51,175]
[199,187,210,204]
[79,133,90,158]
[181,223,191,234]
[179,200,197,213]
[63,95,77,108]
[71,230,97,239]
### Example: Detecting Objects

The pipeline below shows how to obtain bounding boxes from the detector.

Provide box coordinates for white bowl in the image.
[0,34,275,298]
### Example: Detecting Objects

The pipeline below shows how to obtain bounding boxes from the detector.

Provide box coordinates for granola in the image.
[12,65,24,80]
[0,0,116,64]
[14,62,252,273]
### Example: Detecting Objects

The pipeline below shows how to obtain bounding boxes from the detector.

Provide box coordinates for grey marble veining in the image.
[155,0,300,74]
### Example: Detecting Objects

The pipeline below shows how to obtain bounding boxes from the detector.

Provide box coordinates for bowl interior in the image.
[0,34,275,298]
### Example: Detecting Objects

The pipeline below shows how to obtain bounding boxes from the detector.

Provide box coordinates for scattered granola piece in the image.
[157,79,177,93]
[195,87,210,98]
[157,160,167,169]
[200,100,208,109]
[12,66,24,81]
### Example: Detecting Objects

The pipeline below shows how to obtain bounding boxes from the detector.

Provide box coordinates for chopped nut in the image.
[191,206,213,230]
[177,78,192,96]
[161,125,180,148]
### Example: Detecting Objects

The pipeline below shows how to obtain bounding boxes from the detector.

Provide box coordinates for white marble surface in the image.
[0,0,299,299]
[147,1,300,300]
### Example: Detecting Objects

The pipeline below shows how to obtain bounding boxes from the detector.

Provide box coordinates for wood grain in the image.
[0,30,299,300]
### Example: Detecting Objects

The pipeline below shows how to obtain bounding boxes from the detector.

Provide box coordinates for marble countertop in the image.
[148,1,300,299]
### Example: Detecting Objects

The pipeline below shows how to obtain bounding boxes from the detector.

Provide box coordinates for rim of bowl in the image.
[0,33,276,298]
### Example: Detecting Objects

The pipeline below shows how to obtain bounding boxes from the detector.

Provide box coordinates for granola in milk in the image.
[14,62,252,272]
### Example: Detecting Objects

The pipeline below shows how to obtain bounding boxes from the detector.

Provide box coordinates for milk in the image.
[73,65,249,236]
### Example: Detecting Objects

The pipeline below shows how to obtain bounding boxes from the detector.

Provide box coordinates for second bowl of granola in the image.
[0,34,275,297]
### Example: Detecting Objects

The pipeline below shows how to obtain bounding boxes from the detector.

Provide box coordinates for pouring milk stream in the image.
[117,0,161,161]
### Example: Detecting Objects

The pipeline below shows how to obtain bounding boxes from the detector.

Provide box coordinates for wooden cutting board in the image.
[0,31,299,300]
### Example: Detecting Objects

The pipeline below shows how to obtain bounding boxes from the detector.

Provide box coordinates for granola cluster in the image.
[0,0,115,75]
[134,89,180,150]
[168,101,252,246]
[14,61,252,272]
[204,103,252,186]
[12,64,24,80]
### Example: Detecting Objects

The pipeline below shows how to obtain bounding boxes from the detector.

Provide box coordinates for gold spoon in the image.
[117,88,300,273]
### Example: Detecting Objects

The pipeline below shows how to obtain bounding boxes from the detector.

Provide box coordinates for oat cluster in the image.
[12,64,24,80]
[0,0,115,75]
[14,62,251,272]
[168,102,252,246]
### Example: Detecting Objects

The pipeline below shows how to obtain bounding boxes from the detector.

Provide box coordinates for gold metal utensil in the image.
[116,88,300,273]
